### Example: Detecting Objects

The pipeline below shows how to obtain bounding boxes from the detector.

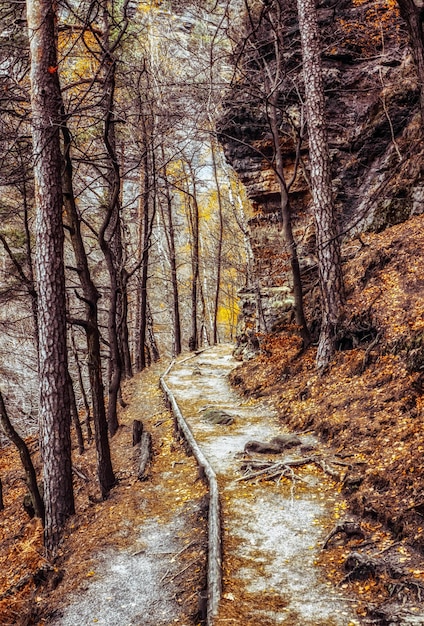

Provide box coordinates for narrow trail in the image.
[46,346,362,626]
[47,361,208,626]
[165,345,361,625]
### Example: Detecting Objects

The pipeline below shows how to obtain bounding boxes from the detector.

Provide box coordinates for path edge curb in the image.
[160,358,222,626]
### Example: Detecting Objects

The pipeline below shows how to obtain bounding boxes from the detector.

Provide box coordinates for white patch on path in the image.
[50,516,186,626]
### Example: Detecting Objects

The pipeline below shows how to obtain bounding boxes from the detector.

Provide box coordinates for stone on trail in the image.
[244,434,302,454]
[201,408,234,425]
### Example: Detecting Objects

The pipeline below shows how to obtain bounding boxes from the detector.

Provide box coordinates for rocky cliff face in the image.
[218,0,424,358]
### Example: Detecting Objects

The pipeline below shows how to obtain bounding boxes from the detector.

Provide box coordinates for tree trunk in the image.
[161,155,182,356]
[397,0,424,127]
[62,121,115,496]
[98,2,124,435]
[137,431,152,481]
[67,372,84,455]
[0,390,45,522]
[137,125,151,371]
[118,268,133,379]
[132,419,143,446]
[187,170,200,352]
[98,121,122,435]
[146,300,160,363]
[70,327,92,443]
[268,90,310,346]
[27,0,75,553]
[210,139,224,345]
[296,0,345,369]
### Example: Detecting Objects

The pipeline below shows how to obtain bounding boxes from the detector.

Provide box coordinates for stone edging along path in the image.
[160,345,363,626]
[160,354,222,626]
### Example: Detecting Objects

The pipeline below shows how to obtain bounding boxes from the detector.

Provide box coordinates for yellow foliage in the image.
[217,301,239,328]
[138,0,163,13]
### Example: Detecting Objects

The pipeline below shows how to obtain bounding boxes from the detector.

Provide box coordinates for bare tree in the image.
[296,0,345,370]
[220,0,310,344]
[159,156,182,356]
[62,123,115,496]
[0,390,44,521]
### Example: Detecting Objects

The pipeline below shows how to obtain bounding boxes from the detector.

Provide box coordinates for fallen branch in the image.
[238,456,318,481]
[239,454,345,485]
[72,466,90,482]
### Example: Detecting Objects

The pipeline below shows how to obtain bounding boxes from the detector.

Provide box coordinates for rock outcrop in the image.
[218,0,424,358]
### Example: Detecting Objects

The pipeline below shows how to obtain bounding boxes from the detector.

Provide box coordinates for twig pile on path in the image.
[237,454,343,483]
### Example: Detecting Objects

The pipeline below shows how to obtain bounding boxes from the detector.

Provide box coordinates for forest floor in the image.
[166,346,362,625]
[0,362,209,626]
[230,214,424,624]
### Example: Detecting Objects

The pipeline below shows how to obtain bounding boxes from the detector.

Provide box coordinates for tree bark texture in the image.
[186,170,200,352]
[397,0,424,127]
[67,372,84,455]
[132,419,143,446]
[27,0,75,552]
[137,431,152,481]
[296,0,345,369]
[268,90,310,346]
[161,155,182,356]
[98,4,125,434]
[137,121,151,371]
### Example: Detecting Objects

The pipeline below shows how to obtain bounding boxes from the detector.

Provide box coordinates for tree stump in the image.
[132,420,143,446]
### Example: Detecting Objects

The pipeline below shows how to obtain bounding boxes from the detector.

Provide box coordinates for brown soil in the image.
[229,215,424,618]
[0,362,207,626]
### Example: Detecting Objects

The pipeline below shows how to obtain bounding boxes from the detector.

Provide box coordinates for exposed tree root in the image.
[237,454,345,484]
[323,519,365,549]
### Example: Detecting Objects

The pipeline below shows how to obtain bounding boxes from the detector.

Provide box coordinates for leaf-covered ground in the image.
[230,214,424,619]
[0,363,208,626]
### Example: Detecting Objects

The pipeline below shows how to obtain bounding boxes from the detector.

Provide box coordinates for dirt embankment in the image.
[230,215,424,620]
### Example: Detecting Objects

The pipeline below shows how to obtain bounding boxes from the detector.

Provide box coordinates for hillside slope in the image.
[230,214,424,619]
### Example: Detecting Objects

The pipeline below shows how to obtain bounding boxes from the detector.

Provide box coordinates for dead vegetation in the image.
[230,214,424,620]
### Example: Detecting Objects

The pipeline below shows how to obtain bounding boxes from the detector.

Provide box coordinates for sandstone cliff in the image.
[218,0,424,357]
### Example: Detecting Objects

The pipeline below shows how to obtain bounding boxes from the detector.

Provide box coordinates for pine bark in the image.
[26,0,74,552]
[397,0,424,127]
[296,0,345,369]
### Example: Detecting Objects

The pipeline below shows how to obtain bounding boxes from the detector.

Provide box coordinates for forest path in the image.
[165,345,361,626]
[47,360,208,626]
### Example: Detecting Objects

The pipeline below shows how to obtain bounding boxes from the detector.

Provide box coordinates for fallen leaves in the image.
[0,361,208,625]
[231,214,424,616]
